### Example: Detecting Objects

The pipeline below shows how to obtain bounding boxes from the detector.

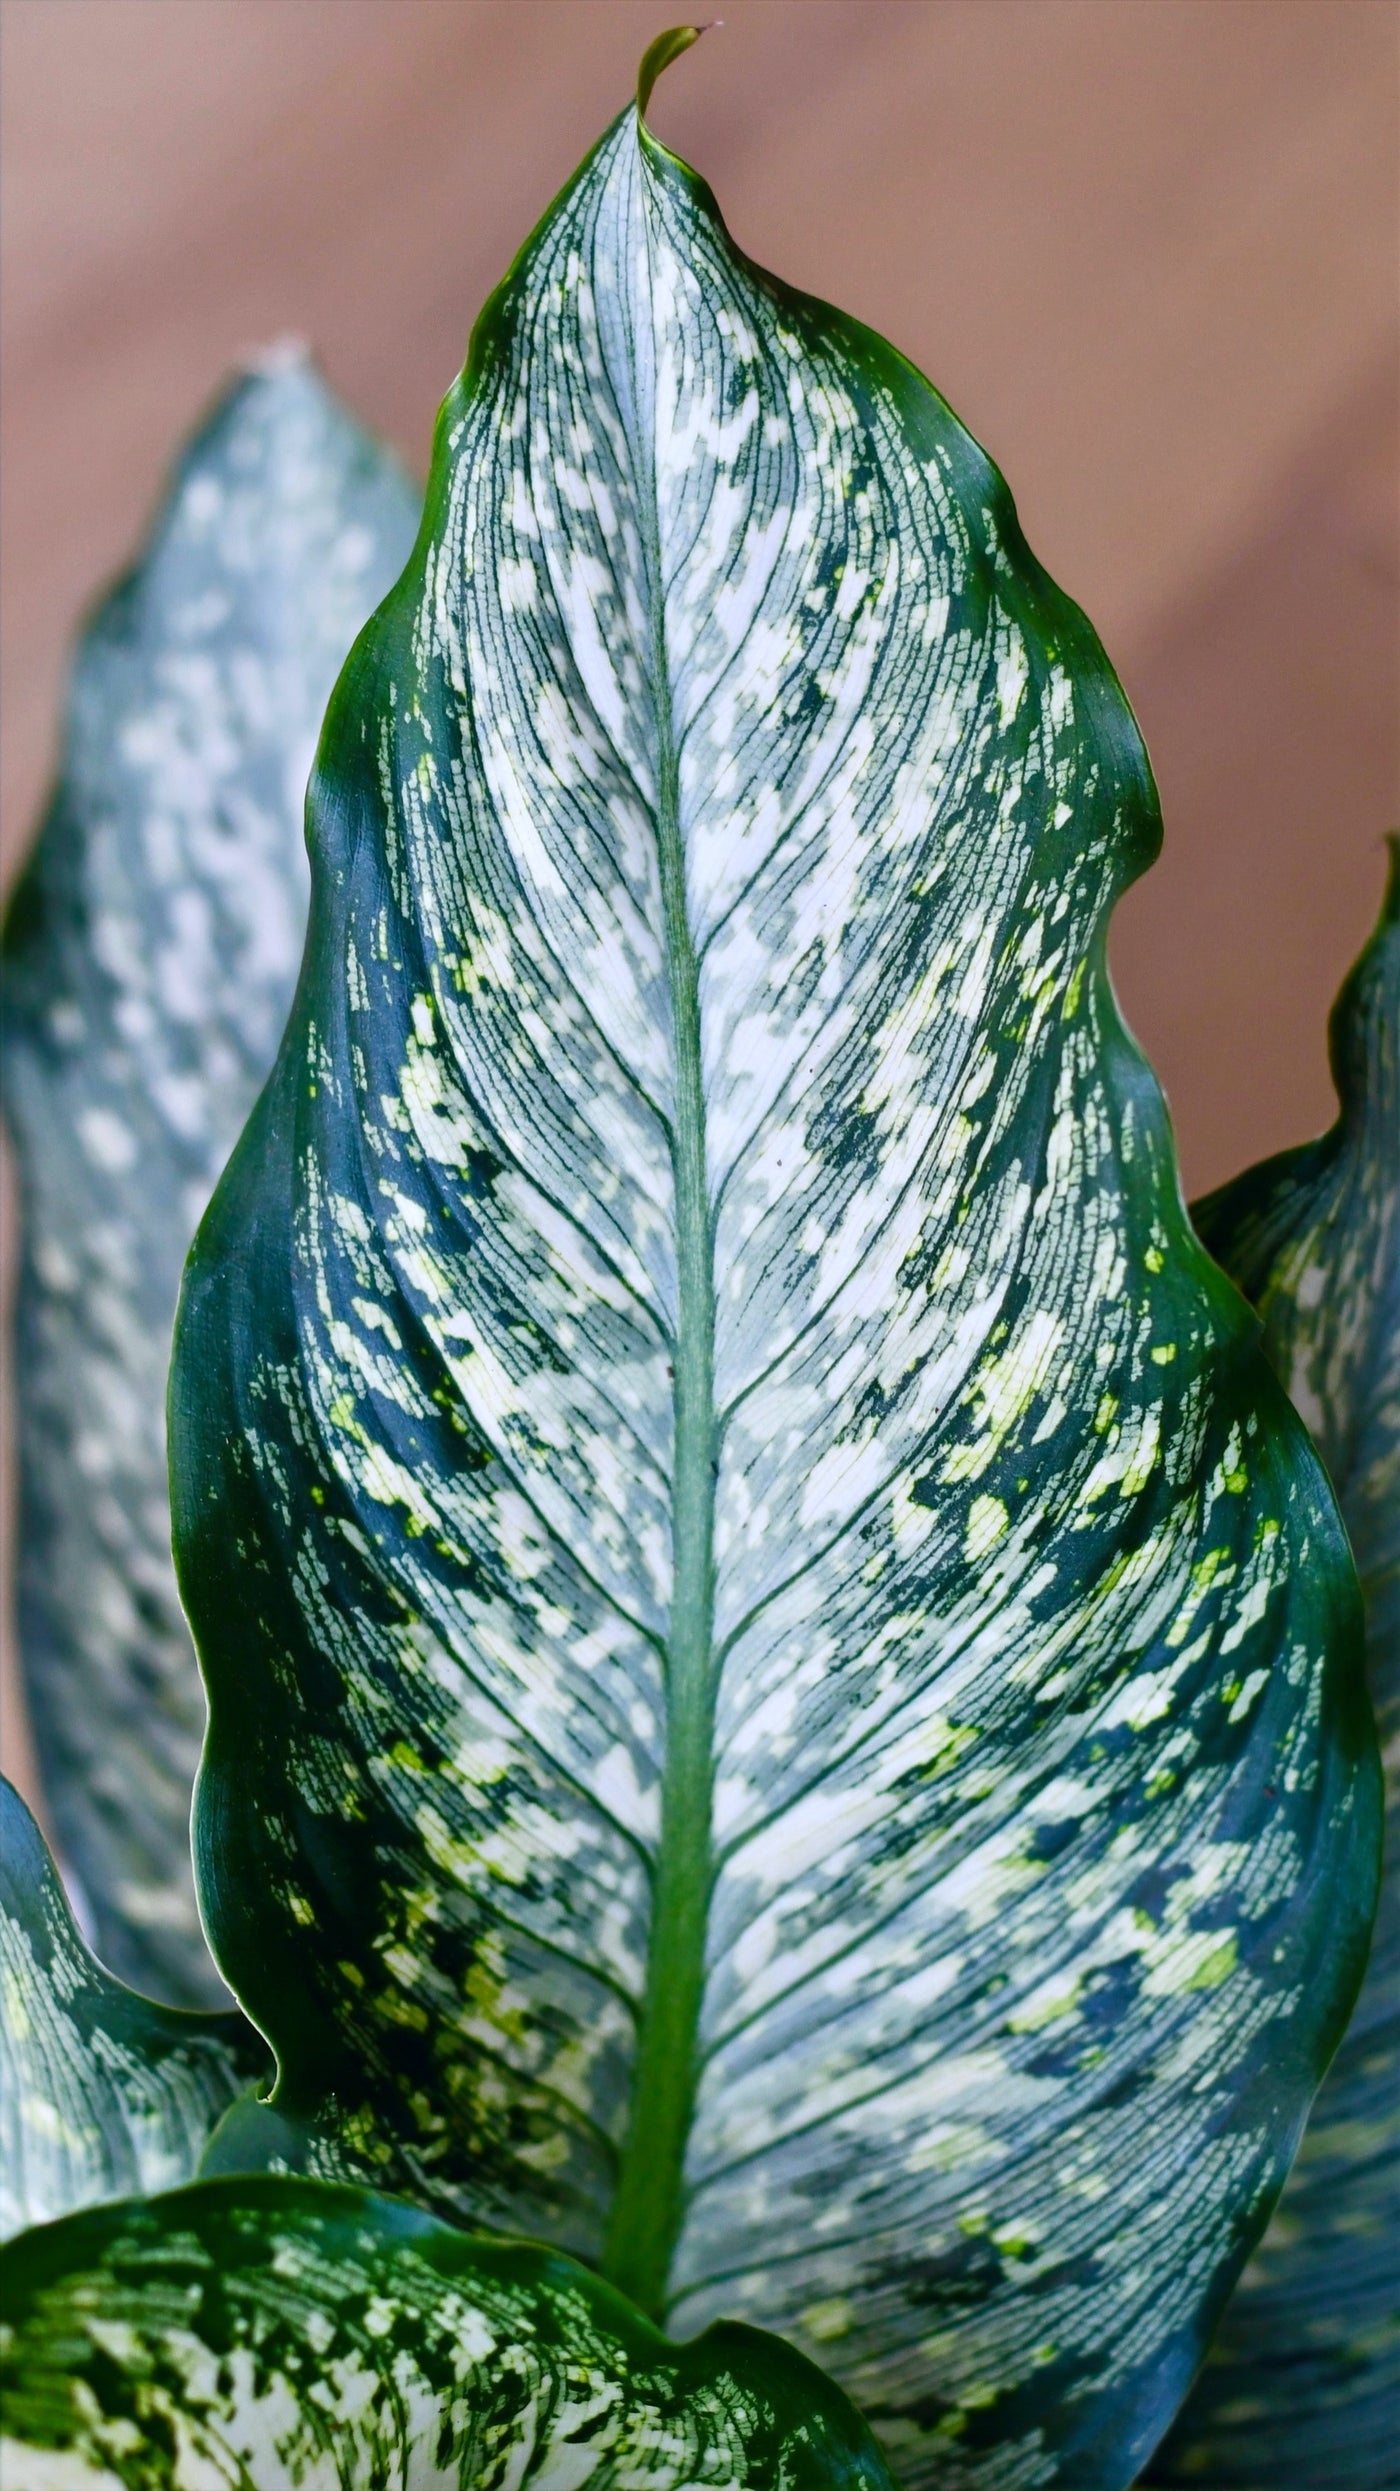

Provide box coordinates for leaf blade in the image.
[0,352,420,2004]
[0,1777,269,2241]
[1152,843,1399,2487]
[170,82,1380,2487]
[0,2174,896,2491]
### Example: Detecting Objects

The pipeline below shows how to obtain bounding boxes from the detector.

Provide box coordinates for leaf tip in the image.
[637,22,714,120]
[239,334,314,380]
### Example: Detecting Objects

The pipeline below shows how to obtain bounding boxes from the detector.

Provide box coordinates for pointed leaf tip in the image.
[240,334,313,380]
[637,23,710,119]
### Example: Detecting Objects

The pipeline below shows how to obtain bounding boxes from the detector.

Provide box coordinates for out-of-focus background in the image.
[1,0,1397,1793]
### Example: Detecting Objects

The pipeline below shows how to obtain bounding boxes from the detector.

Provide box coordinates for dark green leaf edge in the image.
[1150,841,1399,2487]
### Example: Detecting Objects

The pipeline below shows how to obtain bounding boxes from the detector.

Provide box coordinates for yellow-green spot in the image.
[801,2298,854,2344]
[921,1716,980,1778]
[964,1494,1008,1563]
[1009,1971,1082,2034]
[3,1969,33,2043]
[991,2223,1040,2258]
[1186,1934,1238,1991]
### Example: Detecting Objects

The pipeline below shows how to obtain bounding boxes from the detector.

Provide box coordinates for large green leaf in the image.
[0,1776,268,2241]
[0,352,419,2005]
[1151,843,1399,2486]
[168,35,1380,2487]
[0,2174,895,2490]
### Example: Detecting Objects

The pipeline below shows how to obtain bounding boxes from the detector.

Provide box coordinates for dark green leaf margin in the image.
[1151,844,1399,2487]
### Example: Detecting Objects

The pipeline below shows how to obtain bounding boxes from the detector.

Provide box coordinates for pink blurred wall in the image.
[2,0,1397,1794]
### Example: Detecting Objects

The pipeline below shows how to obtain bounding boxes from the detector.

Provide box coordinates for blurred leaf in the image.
[0,351,419,2004]
[168,44,1380,2488]
[1151,843,1399,2487]
[0,2174,895,2491]
[0,1776,268,2241]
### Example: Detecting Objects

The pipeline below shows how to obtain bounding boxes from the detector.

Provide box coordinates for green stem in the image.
[600,429,717,2323]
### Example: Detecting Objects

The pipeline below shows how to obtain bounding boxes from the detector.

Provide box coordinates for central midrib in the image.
[599,386,717,2323]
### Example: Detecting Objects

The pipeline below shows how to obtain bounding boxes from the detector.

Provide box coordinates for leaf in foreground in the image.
[1152,844,1399,2487]
[169,34,1380,2488]
[0,1777,269,2243]
[0,2174,894,2491]
[0,350,420,2006]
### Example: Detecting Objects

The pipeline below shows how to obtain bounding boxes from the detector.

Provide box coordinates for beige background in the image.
[2,0,1398,1796]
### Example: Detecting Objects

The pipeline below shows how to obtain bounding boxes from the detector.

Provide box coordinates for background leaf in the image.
[0,1776,268,2241]
[0,351,419,2004]
[1,2174,896,2491]
[1150,843,1399,2486]
[169,63,1380,2489]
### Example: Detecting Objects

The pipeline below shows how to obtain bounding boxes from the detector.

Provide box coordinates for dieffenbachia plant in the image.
[158,26,1380,2484]
[1151,845,1399,2488]
[0,352,418,2004]
[0,28,1388,2491]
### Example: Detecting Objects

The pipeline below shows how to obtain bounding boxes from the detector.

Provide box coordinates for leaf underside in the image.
[0,2175,895,2491]
[1151,845,1399,2488]
[169,71,1379,2491]
[0,353,420,2005]
[0,1777,269,2242]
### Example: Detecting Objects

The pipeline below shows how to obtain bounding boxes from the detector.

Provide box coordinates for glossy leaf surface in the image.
[0,2174,895,2491]
[0,1778,268,2242]
[1153,845,1399,2487]
[170,49,1379,2487]
[0,352,420,2004]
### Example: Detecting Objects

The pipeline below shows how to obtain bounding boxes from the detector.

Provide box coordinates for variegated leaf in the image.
[1151,842,1399,2487]
[0,1776,268,2241]
[0,352,420,2004]
[0,2174,895,2491]
[168,34,1380,2488]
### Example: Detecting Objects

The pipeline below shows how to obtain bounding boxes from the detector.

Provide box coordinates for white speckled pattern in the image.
[0,1778,265,2240]
[1157,850,1398,2488]
[2,357,419,2003]
[0,2177,894,2491]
